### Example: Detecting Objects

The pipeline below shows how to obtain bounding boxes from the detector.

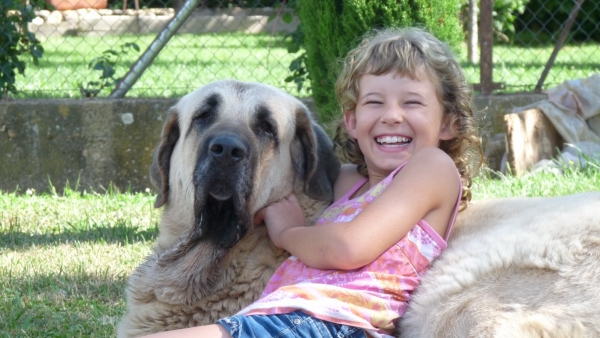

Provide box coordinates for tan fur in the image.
[117,80,340,337]
[397,192,600,337]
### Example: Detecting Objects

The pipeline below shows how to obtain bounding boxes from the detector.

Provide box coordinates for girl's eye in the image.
[406,101,423,106]
[365,100,383,105]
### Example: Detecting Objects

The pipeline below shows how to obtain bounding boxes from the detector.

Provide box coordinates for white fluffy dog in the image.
[397,191,600,337]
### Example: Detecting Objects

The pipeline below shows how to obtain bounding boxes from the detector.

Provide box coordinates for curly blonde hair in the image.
[333,27,483,209]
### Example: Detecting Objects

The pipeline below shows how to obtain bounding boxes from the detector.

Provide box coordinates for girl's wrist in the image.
[277,227,291,249]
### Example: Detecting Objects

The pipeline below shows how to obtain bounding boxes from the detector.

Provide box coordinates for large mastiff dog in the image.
[117,80,340,337]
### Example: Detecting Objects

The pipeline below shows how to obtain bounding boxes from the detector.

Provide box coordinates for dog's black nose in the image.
[209,134,248,163]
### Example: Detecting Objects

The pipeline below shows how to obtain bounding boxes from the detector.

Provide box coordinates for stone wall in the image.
[0,94,546,194]
[29,7,299,38]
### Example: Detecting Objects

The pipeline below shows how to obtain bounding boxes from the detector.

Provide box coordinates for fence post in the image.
[479,0,494,96]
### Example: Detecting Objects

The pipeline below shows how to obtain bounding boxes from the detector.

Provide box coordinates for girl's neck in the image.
[365,170,391,189]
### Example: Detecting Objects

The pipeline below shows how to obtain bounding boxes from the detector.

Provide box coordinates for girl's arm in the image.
[259,147,460,270]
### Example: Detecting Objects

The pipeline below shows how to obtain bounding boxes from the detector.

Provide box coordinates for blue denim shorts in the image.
[216,310,367,338]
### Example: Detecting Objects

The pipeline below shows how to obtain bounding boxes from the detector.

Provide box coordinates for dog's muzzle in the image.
[193,132,254,249]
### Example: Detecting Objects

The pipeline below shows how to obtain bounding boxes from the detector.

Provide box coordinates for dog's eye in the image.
[259,121,276,138]
[193,110,211,121]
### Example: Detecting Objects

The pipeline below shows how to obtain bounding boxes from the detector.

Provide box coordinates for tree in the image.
[296,0,464,125]
[0,0,44,97]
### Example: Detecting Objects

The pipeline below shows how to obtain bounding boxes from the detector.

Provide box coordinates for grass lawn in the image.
[18,33,308,99]
[17,33,600,99]
[1,163,599,336]
[1,188,160,337]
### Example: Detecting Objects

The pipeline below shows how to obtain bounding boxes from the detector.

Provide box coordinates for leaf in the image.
[102,67,116,79]
[287,44,300,53]
[289,59,300,71]
[282,13,293,24]
[92,62,106,71]
[30,47,43,59]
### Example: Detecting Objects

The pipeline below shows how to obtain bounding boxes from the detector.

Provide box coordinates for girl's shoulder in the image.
[333,164,366,201]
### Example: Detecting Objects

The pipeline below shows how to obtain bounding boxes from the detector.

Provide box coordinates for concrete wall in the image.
[30,8,299,38]
[0,94,545,194]
[0,99,175,194]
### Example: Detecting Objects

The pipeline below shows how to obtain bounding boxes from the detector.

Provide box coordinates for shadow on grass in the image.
[2,271,127,337]
[0,224,158,250]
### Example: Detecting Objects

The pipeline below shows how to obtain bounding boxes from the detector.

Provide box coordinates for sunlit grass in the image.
[0,186,159,337]
[17,32,308,99]
[1,161,599,336]
[473,155,600,199]
[17,33,600,99]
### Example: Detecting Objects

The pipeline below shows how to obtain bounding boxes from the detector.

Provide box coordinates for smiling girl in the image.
[143,27,483,338]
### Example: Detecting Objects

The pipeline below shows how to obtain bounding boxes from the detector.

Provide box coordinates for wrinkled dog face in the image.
[151,80,338,251]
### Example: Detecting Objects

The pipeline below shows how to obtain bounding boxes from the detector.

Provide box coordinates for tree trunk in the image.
[467,0,478,63]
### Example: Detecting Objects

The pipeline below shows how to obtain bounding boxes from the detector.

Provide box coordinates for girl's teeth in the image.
[377,136,409,144]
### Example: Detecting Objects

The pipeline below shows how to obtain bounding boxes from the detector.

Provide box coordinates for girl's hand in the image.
[255,194,306,248]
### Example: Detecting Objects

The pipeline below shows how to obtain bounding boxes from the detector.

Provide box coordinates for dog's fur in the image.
[396,192,600,337]
[117,80,340,337]
[118,80,600,338]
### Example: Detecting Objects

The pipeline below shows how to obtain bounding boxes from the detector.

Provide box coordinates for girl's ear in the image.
[344,110,358,139]
[438,115,457,141]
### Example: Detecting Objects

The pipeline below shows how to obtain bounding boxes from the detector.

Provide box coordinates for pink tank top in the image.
[238,164,462,337]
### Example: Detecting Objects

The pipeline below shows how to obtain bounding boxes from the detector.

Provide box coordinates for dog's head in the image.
[150,78,340,255]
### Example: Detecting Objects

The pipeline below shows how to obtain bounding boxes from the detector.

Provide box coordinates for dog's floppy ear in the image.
[150,109,180,208]
[291,107,341,202]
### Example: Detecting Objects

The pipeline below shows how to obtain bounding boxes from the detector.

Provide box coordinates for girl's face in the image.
[344,71,455,179]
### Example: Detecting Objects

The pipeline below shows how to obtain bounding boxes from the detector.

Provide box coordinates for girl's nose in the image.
[381,105,404,124]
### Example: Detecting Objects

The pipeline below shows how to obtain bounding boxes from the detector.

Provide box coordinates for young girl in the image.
[144,27,482,338]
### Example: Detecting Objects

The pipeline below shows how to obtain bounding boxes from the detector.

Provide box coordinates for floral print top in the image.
[238,164,462,337]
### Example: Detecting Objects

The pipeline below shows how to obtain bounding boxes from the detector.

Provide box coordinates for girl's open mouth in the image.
[375,136,412,146]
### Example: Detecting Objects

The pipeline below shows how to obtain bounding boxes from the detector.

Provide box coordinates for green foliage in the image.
[296,0,464,125]
[459,0,530,43]
[492,0,528,39]
[78,42,140,98]
[267,0,309,93]
[283,23,309,93]
[0,0,44,97]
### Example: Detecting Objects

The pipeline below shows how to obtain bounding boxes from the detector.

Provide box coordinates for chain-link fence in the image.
[493,0,600,92]
[9,0,600,99]
[17,0,301,98]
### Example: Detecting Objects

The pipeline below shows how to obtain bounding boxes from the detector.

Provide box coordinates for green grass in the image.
[17,32,309,99]
[459,43,600,92]
[0,186,160,337]
[1,163,599,336]
[473,166,600,199]
[17,33,600,99]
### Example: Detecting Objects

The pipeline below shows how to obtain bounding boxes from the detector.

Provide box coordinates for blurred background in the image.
[10,0,600,100]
